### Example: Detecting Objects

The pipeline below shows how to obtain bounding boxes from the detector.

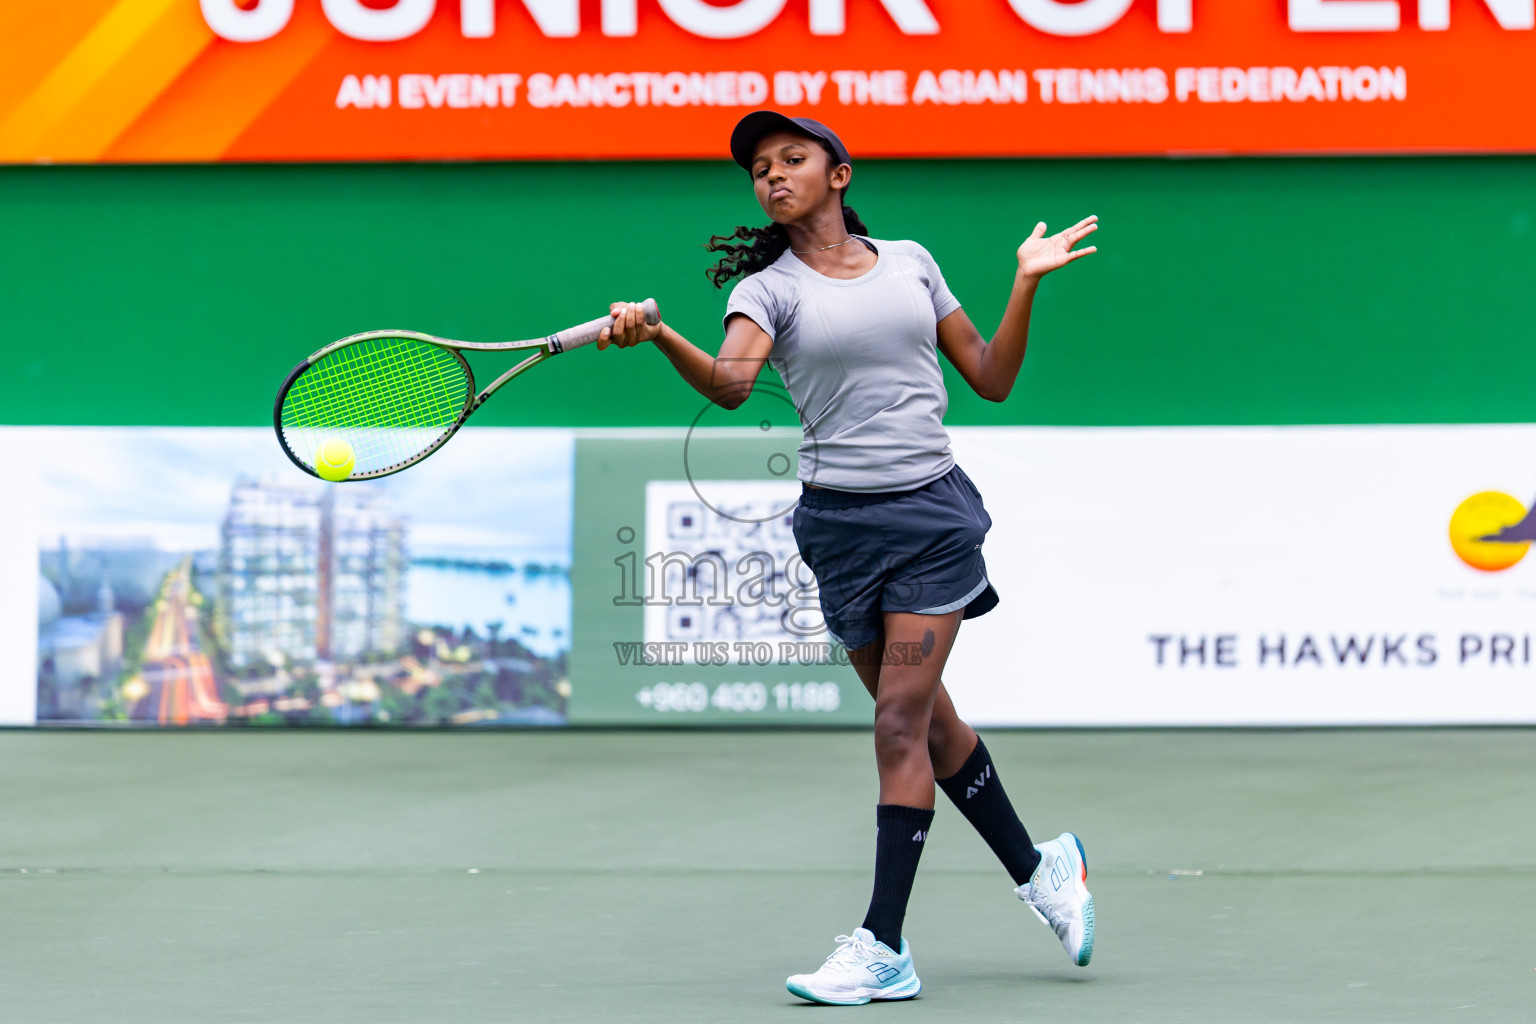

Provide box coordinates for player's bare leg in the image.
[850,637,976,783]
[852,610,963,808]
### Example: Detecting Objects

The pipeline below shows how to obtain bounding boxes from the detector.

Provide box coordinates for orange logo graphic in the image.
[1449,492,1533,572]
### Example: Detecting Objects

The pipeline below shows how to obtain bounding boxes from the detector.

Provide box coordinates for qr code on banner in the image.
[643,481,825,658]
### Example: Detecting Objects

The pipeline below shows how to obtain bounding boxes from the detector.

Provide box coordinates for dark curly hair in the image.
[705,139,868,289]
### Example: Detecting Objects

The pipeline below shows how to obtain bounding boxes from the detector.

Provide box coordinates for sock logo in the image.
[912,829,927,842]
[867,962,901,983]
[965,764,992,799]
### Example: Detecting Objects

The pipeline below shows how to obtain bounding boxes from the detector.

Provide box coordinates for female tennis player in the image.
[599,111,1098,1005]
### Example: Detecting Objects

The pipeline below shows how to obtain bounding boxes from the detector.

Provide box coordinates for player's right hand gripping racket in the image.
[274,299,659,480]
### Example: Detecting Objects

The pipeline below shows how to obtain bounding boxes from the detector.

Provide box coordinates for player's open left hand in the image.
[599,301,664,350]
[1017,215,1098,281]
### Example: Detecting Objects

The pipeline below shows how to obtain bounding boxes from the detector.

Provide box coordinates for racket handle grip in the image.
[547,298,660,354]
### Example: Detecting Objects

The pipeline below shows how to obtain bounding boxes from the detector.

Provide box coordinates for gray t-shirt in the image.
[723,238,962,492]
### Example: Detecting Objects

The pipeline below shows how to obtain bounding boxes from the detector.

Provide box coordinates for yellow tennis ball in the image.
[315,438,356,482]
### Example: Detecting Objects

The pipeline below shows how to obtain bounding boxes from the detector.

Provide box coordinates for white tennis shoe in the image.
[785,928,921,1005]
[1017,831,1095,966]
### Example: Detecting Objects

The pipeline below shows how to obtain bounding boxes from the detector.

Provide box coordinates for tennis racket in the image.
[274,299,659,480]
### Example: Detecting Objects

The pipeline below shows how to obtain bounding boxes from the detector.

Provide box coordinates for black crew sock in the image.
[936,737,1042,886]
[860,804,935,951]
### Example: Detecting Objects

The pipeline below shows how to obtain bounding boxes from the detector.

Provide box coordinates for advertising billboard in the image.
[1,0,1532,163]
[6,424,1536,727]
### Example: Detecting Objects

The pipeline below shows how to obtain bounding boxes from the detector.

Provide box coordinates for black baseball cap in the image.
[730,111,852,182]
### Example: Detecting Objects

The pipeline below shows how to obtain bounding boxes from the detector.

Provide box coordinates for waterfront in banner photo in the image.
[34,428,574,727]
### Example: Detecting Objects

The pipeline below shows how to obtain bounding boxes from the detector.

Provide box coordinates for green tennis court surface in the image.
[2,729,1531,1022]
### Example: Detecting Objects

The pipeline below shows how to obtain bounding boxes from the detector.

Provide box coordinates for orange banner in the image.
[1,0,1531,163]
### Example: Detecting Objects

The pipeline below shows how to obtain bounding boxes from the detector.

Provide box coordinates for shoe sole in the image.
[1065,832,1094,967]
[786,975,921,1005]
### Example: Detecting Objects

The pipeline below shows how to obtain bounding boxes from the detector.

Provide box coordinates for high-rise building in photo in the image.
[218,479,321,669]
[218,479,408,669]
[317,487,407,662]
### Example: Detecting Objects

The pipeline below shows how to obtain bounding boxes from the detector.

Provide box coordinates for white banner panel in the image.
[948,425,1536,726]
[0,433,39,725]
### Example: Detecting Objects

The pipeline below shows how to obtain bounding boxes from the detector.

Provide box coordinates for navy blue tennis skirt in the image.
[791,464,999,651]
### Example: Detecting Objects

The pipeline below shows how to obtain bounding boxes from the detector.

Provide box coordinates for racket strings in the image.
[280,337,472,475]
[302,341,463,426]
[287,341,467,462]
[301,351,457,436]
[287,343,463,438]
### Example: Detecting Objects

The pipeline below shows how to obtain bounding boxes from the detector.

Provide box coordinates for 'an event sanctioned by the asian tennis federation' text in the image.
[335,66,1409,112]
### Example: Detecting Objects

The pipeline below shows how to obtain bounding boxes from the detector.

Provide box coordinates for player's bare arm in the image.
[597,301,773,410]
[938,215,1098,403]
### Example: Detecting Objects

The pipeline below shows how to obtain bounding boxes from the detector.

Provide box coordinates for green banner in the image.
[4,157,1533,429]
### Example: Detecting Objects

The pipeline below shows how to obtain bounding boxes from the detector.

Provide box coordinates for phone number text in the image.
[636,682,842,714]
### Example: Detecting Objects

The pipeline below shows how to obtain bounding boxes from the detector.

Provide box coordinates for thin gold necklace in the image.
[790,236,856,255]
